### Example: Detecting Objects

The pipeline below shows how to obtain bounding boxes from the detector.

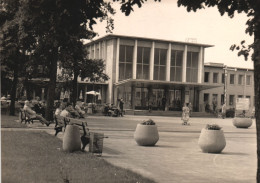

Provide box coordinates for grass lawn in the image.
[1,114,155,183]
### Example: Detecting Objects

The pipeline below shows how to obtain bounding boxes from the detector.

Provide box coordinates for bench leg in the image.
[54,126,63,136]
[81,136,90,151]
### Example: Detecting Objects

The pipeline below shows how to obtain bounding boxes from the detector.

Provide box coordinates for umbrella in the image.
[86,91,100,96]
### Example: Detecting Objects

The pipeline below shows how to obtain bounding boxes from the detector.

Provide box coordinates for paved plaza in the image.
[8,114,258,183]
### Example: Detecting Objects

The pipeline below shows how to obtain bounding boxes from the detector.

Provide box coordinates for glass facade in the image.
[154,48,167,80]
[137,47,150,79]
[119,45,133,81]
[186,52,199,82]
[170,50,183,82]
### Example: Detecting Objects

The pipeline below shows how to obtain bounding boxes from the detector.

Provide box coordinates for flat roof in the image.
[204,62,254,71]
[85,34,214,48]
[114,79,222,90]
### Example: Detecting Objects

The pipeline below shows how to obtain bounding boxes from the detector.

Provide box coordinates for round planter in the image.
[63,125,81,152]
[233,117,252,128]
[134,124,159,146]
[198,128,226,153]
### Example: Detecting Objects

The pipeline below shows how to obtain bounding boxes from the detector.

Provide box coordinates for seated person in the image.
[75,101,86,118]
[33,97,45,117]
[60,103,80,118]
[23,100,50,126]
[55,102,64,116]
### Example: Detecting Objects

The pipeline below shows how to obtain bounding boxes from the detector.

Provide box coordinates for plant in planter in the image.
[233,110,253,128]
[198,124,226,153]
[134,119,159,146]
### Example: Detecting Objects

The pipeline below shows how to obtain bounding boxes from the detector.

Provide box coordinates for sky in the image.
[92,0,254,69]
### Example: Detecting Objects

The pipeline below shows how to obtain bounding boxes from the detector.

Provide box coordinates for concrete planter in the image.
[134,124,159,146]
[198,128,226,153]
[233,117,252,128]
[63,125,81,152]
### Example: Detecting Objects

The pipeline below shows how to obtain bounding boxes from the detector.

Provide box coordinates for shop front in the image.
[114,79,221,112]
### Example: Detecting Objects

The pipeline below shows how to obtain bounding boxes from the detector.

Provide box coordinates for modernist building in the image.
[16,34,254,113]
[85,34,222,112]
[202,62,254,112]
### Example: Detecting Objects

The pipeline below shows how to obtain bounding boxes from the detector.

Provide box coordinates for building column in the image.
[166,43,171,81]
[149,41,155,80]
[99,42,101,59]
[198,46,203,83]
[164,87,169,111]
[115,38,120,83]
[131,85,136,110]
[113,86,118,106]
[133,40,138,79]
[182,45,187,82]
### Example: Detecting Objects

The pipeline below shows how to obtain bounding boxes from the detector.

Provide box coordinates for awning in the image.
[114,79,222,90]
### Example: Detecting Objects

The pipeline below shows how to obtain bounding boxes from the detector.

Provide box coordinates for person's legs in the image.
[35,114,50,126]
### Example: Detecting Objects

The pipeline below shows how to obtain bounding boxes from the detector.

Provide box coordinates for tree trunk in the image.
[254,5,260,182]
[45,51,58,121]
[9,67,18,116]
[71,70,79,107]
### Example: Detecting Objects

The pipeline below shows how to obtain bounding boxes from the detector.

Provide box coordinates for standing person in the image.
[212,99,217,114]
[181,103,190,125]
[23,100,50,126]
[221,103,226,119]
[162,97,166,111]
[188,102,192,117]
[119,98,124,117]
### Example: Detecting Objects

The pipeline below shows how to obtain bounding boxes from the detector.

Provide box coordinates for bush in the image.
[141,119,156,125]
[205,124,222,130]
[226,108,235,118]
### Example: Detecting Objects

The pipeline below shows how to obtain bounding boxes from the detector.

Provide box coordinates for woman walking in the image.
[182,103,190,125]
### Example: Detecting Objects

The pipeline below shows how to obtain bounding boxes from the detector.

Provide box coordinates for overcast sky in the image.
[93,0,254,69]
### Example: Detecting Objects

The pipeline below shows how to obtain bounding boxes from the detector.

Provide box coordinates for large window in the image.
[246,75,251,85]
[230,74,235,84]
[229,95,235,105]
[221,73,225,84]
[119,45,133,81]
[213,73,218,83]
[204,72,209,83]
[170,50,183,81]
[137,47,150,79]
[238,75,244,85]
[186,52,198,82]
[154,48,167,80]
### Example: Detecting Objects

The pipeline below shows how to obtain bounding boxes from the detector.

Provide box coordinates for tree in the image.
[59,40,109,106]
[0,0,34,115]
[8,0,115,121]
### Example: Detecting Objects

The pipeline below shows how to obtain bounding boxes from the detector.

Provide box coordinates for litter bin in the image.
[89,132,104,155]
[63,125,81,152]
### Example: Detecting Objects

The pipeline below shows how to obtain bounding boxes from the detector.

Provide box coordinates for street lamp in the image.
[223,65,237,107]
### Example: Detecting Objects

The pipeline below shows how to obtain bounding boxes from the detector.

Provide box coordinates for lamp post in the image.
[223,65,237,107]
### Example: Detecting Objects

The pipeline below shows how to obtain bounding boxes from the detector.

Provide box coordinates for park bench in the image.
[54,115,89,151]
[54,115,108,154]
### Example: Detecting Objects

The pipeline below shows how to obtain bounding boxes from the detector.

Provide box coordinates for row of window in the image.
[204,93,253,106]
[204,72,252,85]
[119,45,199,82]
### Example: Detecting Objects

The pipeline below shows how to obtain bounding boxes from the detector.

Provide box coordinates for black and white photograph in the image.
[1,0,259,182]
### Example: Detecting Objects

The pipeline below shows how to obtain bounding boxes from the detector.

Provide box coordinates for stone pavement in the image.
[11,115,257,183]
